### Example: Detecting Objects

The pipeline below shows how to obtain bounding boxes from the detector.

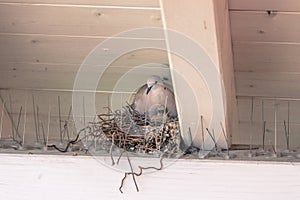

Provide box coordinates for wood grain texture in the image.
[229,0,300,12]
[0,50,168,90]
[0,154,300,200]
[230,11,300,43]
[0,35,166,65]
[235,72,300,98]
[0,4,162,37]
[233,42,300,73]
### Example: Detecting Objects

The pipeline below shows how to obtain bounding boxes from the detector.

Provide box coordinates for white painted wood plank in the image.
[0,53,168,90]
[235,72,300,98]
[230,11,300,43]
[229,0,300,12]
[0,0,160,7]
[0,4,163,36]
[0,35,102,65]
[233,42,300,73]
[0,35,166,66]
[0,154,299,200]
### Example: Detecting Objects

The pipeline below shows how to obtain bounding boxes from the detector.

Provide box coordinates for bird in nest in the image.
[131,75,177,123]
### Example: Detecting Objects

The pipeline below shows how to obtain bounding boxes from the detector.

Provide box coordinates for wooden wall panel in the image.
[230,11,300,43]
[237,97,300,148]
[233,42,300,73]
[0,48,168,90]
[0,4,163,37]
[235,72,300,98]
[0,0,169,144]
[0,0,160,7]
[0,35,102,64]
[0,89,131,146]
[229,0,300,12]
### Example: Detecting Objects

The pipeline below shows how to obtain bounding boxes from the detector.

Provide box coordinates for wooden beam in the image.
[213,0,239,146]
[161,0,237,148]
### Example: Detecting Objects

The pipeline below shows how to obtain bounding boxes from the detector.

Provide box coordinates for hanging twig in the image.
[126,153,139,192]
[119,154,164,193]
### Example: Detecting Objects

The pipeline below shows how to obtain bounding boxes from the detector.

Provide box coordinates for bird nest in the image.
[48,105,181,156]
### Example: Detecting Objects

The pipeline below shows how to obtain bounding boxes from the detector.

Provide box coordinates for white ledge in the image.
[0,153,299,200]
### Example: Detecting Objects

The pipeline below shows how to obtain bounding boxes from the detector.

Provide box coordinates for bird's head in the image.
[146,75,163,95]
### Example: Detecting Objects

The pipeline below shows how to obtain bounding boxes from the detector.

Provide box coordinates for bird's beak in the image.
[146,85,153,95]
[146,81,158,95]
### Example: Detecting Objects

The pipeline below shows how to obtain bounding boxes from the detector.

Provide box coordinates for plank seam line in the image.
[233,41,300,45]
[0,32,165,41]
[0,2,161,10]
[229,9,300,14]
[0,87,136,94]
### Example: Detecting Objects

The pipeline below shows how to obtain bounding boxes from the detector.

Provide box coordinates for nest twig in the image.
[48,106,180,155]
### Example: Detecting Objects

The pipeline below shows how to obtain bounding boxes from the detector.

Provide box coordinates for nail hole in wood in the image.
[266,10,277,16]
[31,39,39,44]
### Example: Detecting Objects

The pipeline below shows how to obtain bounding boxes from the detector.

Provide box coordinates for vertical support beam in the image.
[160,0,238,148]
[212,0,239,146]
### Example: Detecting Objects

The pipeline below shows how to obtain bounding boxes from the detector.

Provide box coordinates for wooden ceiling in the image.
[1,0,299,147]
[3,0,299,98]
[229,0,300,99]
[229,0,300,147]
[0,0,169,141]
[0,0,168,91]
